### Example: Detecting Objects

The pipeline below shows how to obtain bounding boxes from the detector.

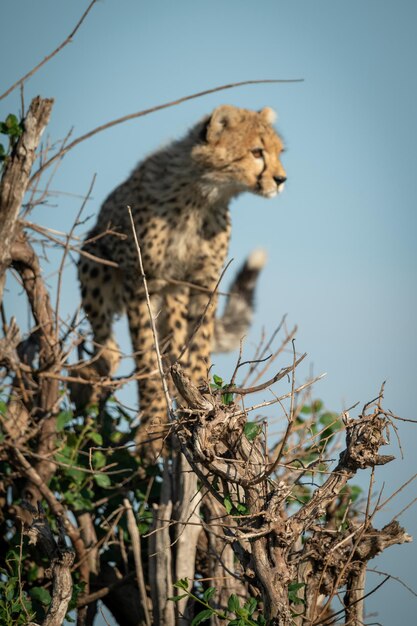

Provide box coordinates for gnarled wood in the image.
[0,96,53,302]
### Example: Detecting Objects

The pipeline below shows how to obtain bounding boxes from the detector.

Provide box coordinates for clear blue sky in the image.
[2,1,416,623]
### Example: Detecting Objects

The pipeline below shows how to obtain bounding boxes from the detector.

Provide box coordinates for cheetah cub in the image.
[78,105,286,457]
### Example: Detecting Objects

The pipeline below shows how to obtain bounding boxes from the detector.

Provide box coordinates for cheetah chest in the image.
[166,208,228,279]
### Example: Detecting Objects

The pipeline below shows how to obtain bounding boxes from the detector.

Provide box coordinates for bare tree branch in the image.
[0,1,98,102]
[0,96,53,302]
[29,78,303,186]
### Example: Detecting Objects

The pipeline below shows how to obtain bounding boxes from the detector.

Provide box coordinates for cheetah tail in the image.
[212,249,267,353]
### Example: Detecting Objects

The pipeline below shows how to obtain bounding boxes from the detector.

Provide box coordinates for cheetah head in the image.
[192,105,286,199]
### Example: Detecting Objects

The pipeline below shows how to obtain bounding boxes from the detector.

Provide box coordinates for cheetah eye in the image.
[251,148,263,159]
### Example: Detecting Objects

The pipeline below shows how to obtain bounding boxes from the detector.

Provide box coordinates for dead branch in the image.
[10,231,61,498]
[171,362,412,624]
[149,464,175,626]
[30,79,303,186]
[0,2,98,101]
[10,446,90,587]
[21,504,75,626]
[0,96,53,301]
[223,352,306,396]
[55,175,97,336]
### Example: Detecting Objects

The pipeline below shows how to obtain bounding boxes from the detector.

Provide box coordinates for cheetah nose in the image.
[274,175,287,186]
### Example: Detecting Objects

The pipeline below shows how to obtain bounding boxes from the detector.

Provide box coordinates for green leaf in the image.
[0,114,23,140]
[349,485,363,502]
[174,577,189,591]
[55,445,74,463]
[67,581,86,612]
[212,374,223,387]
[56,410,73,431]
[312,399,323,412]
[203,586,216,602]
[191,608,215,625]
[110,430,123,443]
[227,593,240,614]
[300,404,312,414]
[221,391,234,405]
[92,451,106,469]
[65,466,85,485]
[319,412,340,427]
[88,431,103,445]
[319,412,341,442]
[243,597,257,615]
[5,114,19,127]
[223,496,233,515]
[64,491,93,511]
[288,581,305,604]
[235,502,248,515]
[11,597,26,613]
[29,586,51,606]
[168,593,188,602]
[94,473,111,488]
[244,422,262,442]
[288,582,305,591]
[5,583,15,601]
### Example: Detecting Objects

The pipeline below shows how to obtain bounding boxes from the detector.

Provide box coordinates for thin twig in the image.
[29,78,303,185]
[225,351,306,396]
[241,314,289,386]
[237,373,326,416]
[255,340,300,482]
[368,568,417,598]
[375,473,417,513]
[55,175,96,337]
[0,1,98,101]
[24,220,120,268]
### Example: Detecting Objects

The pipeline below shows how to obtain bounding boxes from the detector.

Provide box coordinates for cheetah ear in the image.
[259,107,277,125]
[205,105,240,142]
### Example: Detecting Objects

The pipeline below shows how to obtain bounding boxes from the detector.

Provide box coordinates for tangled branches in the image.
[0,87,414,626]
[171,364,412,625]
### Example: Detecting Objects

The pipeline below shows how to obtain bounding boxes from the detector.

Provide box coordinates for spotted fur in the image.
[77,105,286,457]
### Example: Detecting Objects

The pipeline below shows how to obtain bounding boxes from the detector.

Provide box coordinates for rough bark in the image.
[149,463,175,626]
[171,363,412,625]
[0,96,53,302]
[173,453,202,625]
[10,232,61,503]
[23,504,74,626]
